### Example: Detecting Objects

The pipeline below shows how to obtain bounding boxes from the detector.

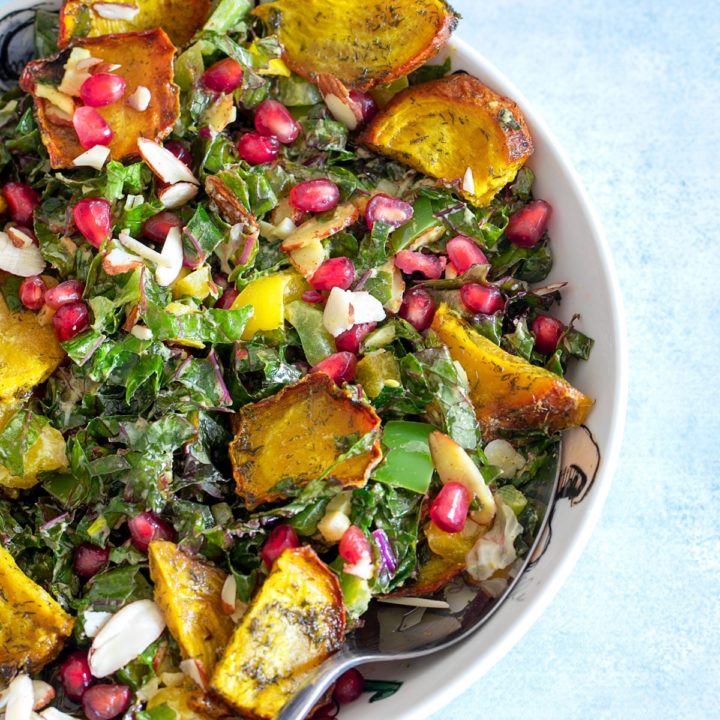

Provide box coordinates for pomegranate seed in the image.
[301,290,324,304]
[289,179,340,213]
[254,99,300,144]
[18,276,46,310]
[349,90,378,124]
[73,107,113,149]
[79,73,126,107]
[429,482,470,533]
[128,511,176,553]
[311,352,357,384]
[531,314,565,354]
[82,684,131,720]
[333,668,364,704]
[203,58,244,93]
[73,198,112,248]
[460,284,505,314]
[73,542,110,579]
[309,257,354,291]
[141,211,182,243]
[335,322,376,354]
[59,651,93,702]
[2,182,39,225]
[339,525,371,565]
[398,287,435,332]
[446,235,488,274]
[506,199,552,248]
[216,287,239,309]
[45,279,85,310]
[164,141,193,168]
[53,301,90,342]
[237,132,280,165]
[394,250,446,279]
[365,193,413,230]
[261,524,300,568]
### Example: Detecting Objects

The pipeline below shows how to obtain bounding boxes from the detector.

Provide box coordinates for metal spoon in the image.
[278,442,561,719]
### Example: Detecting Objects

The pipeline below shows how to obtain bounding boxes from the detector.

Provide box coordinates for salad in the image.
[0,1,595,719]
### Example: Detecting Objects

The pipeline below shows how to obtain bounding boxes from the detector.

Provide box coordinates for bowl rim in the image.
[367,35,629,719]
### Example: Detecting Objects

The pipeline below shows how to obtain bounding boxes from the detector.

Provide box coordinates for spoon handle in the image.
[277,650,361,720]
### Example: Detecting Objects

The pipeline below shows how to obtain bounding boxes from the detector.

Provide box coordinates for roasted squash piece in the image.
[59,0,211,48]
[148,541,235,677]
[253,0,457,90]
[361,74,533,206]
[0,298,64,403]
[0,546,74,680]
[210,547,345,720]
[430,304,593,438]
[19,29,179,169]
[230,373,381,509]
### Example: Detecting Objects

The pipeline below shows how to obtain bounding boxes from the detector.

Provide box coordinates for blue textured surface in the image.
[432,1,720,719]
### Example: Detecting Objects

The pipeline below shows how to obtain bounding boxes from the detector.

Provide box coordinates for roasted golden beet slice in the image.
[386,554,464,598]
[19,29,179,169]
[148,541,235,677]
[253,0,457,90]
[0,298,64,403]
[59,0,211,49]
[229,373,382,510]
[430,304,593,438]
[210,547,345,720]
[361,74,534,206]
[0,546,75,680]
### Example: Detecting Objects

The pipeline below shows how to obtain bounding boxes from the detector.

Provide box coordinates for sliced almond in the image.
[6,226,34,248]
[428,431,496,526]
[75,57,103,72]
[44,103,74,127]
[287,238,325,278]
[0,231,46,277]
[30,682,55,712]
[317,73,362,130]
[158,181,199,210]
[378,597,450,609]
[281,202,359,252]
[137,138,199,186]
[220,574,237,615]
[39,708,78,720]
[5,674,33,720]
[130,324,153,341]
[179,658,207,691]
[90,62,122,75]
[83,610,113,638]
[93,2,140,20]
[155,226,183,286]
[462,166,475,195]
[72,145,111,171]
[118,231,165,265]
[127,85,151,112]
[89,599,166,678]
[102,247,144,275]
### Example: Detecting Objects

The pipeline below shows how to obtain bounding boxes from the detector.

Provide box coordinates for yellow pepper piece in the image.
[232,273,292,340]
[172,266,213,300]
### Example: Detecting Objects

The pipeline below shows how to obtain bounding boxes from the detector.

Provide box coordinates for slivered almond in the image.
[127,86,151,112]
[76,57,103,72]
[102,247,144,275]
[317,73,362,130]
[179,658,207,691]
[88,599,166,678]
[157,181,199,209]
[221,575,237,615]
[137,138,198,186]
[0,231,46,277]
[72,145,111,171]
[155,226,183,287]
[6,226,34,248]
[30,682,55,711]
[93,2,140,20]
[5,674,33,720]
[281,202,359,252]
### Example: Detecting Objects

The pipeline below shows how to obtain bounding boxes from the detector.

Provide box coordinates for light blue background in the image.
[431,1,720,718]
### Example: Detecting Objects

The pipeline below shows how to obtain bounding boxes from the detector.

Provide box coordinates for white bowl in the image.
[0,4,627,715]
[339,37,628,720]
